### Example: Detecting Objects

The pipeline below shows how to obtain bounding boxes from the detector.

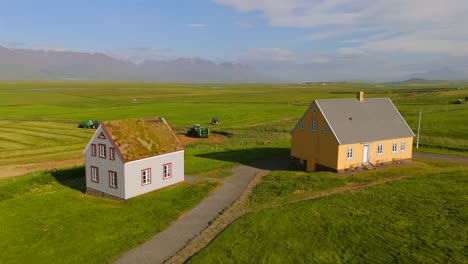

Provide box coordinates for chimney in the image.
[357,91,364,102]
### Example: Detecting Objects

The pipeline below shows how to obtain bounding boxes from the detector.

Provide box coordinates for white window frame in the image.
[163,163,172,179]
[99,144,106,159]
[347,147,353,160]
[311,120,317,132]
[377,144,383,155]
[141,168,151,185]
[401,141,406,152]
[392,143,398,153]
[109,147,115,160]
[91,166,99,183]
[109,171,118,188]
[91,144,97,156]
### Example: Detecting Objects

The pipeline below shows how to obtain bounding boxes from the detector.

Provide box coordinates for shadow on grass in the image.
[49,166,86,193]
[195,147,291,171]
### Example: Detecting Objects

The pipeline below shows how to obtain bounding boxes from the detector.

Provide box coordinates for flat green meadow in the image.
[1,81,467,170]
[1,81,467,263]
[190,164,468,263]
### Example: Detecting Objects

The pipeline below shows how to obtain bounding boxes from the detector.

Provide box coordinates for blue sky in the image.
[1,0,468,81]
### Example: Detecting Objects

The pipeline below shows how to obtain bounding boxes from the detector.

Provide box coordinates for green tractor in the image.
[187,124,209,138]
[78,120,101,129]
[78,120,94,128]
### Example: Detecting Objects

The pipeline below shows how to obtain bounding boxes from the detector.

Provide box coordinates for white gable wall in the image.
[124,150,184,199]
[85,126,126,199]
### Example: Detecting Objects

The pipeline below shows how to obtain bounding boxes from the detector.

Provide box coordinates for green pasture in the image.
[1,81,467,263]
[0,167,219,264]
[190,165,468,263]
[1,81,467,170]
[247,159,466,209]
[0,121,94,166]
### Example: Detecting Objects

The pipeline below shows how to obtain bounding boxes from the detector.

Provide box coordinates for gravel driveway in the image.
[114,156,288,264]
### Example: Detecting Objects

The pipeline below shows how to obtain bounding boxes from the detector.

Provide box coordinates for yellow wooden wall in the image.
[337,137,413,170]
[291,101,339,170]
[291,101,414,172]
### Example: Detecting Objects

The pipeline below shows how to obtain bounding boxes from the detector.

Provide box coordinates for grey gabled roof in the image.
[316,98,415,144]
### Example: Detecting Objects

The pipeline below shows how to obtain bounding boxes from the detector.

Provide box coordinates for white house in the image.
[84,117,184,200]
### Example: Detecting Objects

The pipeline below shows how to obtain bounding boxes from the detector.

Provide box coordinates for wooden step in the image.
[363,163,376,170]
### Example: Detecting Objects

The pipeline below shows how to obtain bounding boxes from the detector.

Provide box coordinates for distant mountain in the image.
[0,46,271,82]
[403,67,468,81]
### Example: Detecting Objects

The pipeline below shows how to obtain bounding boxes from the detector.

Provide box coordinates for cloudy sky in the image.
[1,0,467,81]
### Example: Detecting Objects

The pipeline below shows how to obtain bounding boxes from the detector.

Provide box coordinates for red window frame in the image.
[91,144,97,156]
[98,132,106,139]
[91,166,99,183]
[163,163,172,180]
[141,168,151,186]
[109,171,118,188]
[109,147,115,160]
[99,144,107,159]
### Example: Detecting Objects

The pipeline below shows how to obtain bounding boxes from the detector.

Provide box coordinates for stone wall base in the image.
[86,187,124,200]
[337,158,412,173]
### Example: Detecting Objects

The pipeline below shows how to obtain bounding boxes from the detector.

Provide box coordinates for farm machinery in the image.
[78,120,100,129]
[211,117,221,125]
[187,124,210,138]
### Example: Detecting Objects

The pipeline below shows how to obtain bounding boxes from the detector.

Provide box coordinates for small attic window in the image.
[311,120,317,132]
[300,121,304,130]
[98,132,106,139]
[312,108,317,114]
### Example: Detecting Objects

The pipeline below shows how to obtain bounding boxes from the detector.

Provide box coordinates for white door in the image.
[362,144,370,163]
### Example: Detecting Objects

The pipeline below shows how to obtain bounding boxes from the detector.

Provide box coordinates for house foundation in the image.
[86,187,124,200]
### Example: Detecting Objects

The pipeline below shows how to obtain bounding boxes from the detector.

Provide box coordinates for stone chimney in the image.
[357,91,364,102]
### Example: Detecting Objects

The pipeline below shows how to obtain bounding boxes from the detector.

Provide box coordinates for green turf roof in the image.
[103,117,183,162]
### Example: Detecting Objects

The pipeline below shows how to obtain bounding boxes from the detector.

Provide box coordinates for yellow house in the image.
[291,92,415,172]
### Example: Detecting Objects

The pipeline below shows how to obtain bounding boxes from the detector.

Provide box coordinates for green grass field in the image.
[1,81,467,263]
[1,81,467,171]
[0,167,219,264]
[190,166,468,263]
[247,159,466,209]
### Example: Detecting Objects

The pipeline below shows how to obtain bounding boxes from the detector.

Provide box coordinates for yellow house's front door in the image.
[363,144,370,163]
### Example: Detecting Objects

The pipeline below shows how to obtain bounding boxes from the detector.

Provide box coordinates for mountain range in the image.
[1,45,467,82]
[403,67,467,81]
[0,46,270,82]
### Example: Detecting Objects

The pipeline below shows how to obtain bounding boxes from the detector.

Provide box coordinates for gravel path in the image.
[114,151,467,264]
[114,156,288,264]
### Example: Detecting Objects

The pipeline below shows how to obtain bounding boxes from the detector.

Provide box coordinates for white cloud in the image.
[188,23,208,28]
[240,48,333,64]
[215,0,468,55]
[32,46,75,52]
[131,47,171,52]
[238,47,468,82]
[0,41,26,48]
